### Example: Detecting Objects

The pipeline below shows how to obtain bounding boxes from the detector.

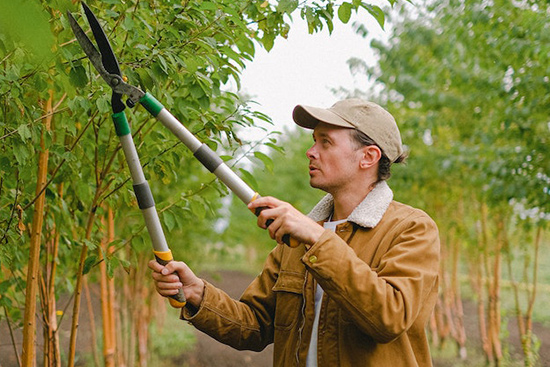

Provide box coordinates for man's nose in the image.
[306,145,317,159]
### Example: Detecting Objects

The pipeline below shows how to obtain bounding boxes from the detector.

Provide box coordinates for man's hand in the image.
[148,260,205,308]
[248,196,325,246]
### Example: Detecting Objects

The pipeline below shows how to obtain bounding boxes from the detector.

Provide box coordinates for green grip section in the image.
[112,111,131,136]
[140,92,164,117]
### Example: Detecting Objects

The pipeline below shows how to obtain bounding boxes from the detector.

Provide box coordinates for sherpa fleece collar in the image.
[307,181,394,228]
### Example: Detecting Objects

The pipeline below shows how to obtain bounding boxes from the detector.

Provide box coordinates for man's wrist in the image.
[307,225,326,245]
[187,279,205,308]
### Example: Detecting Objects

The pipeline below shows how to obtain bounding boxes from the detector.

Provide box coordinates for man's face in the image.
[306,123,363,193]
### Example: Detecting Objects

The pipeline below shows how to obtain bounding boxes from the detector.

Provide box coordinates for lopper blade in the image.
[67,10,107,77]
[67,4,126,112]
[81,3,121,77]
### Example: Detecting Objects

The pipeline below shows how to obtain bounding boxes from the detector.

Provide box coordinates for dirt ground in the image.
[2,270,550,366]
[174,270,274,367]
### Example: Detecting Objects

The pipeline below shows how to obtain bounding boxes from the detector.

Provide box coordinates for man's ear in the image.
[359,145,382,169]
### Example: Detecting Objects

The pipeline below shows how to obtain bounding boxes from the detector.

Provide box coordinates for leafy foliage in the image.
[361,0,550,220]
[0,1,400,361]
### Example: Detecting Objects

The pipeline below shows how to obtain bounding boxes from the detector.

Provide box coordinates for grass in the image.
[431,341,529,367]
[149,310,197,367]
[78,305,196,367]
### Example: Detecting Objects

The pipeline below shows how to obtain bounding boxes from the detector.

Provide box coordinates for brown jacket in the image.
[182,182,440,366]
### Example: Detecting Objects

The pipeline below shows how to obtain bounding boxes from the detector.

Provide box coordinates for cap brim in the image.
[292,105,355,130]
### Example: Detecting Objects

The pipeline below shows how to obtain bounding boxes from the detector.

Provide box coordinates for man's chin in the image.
[310,180,326,191]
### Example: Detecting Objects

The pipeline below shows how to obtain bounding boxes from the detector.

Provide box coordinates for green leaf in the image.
[363,4,385,29]
[82,239,97,250]
[137,68,155,91]
[261,33,275,51]
[96,95,110,114]
[163,210,176,231]
[17,124,31,140]
[239,168,259,191]
[69,65,88,89]
[157,54,170,74]
[13,144,31,166]
[200,1,217,11]
[119,258,131,274]
[221,46,245,68]
[111,257,121,278]
[277,0,299,14]
[254,151,274,173]
[82,255,98,275]
[105,9,119,18]
[265,142,285,154]
[189,198,206,219]
[338,2,352,24]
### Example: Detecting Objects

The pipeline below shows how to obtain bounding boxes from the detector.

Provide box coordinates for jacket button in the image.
[309,255,318,263]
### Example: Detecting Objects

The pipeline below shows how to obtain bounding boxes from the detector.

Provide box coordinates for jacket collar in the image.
[307,181,394,229]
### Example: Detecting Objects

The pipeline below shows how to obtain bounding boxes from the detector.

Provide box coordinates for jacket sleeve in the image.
[302,210,440,343]
[180,244,283,351]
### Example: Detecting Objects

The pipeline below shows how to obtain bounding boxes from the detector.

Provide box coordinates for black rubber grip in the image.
[254,206,290,246]
[133,182,155,209]
[171,289,187,304]
[194,144,223,173]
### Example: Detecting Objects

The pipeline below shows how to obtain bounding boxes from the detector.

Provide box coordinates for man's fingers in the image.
[155,285,181,297]
[271,217,291,245]
[151,262,184,297]
[266,215,290,243]
[155,279,183,290]
[148,259,164,272]
[151,270,179,283]
[248,196,283,210]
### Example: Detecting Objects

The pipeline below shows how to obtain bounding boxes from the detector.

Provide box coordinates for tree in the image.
[0,0,398,365]
[354,0,549,364]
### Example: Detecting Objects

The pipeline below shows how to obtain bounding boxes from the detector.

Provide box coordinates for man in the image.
[149,99,440,366]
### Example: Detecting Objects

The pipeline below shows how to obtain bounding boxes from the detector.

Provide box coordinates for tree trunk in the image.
[522,226,542,366]
[100,207,117,367]
[450,238,467,359]
[487,216,504,366]
[22,90,53,367]
[116,274,128,367]
[136,254,152,367]
[84,278,101,367]
[476,201,493,363]
[67,193,101,367]
[40,183,63,367]
[434,234,450,348]
[4,305,22,367]
[429,311,440,348]
[507,224,543,366]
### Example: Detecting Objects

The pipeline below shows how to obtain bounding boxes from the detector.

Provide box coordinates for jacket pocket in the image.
[272,271,305,330]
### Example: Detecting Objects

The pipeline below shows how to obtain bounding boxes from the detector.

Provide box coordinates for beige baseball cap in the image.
[292,99,404,162]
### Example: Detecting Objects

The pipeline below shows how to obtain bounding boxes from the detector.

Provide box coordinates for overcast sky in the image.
[237,10,389,140]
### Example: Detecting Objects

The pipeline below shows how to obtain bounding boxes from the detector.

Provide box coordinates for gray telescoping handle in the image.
[139,93,295,247]
[112,111,187,308]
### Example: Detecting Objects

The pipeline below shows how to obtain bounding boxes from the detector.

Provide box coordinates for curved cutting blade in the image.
[81,3,125,113]
[81,3,121,77]
[67,3,125,113]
